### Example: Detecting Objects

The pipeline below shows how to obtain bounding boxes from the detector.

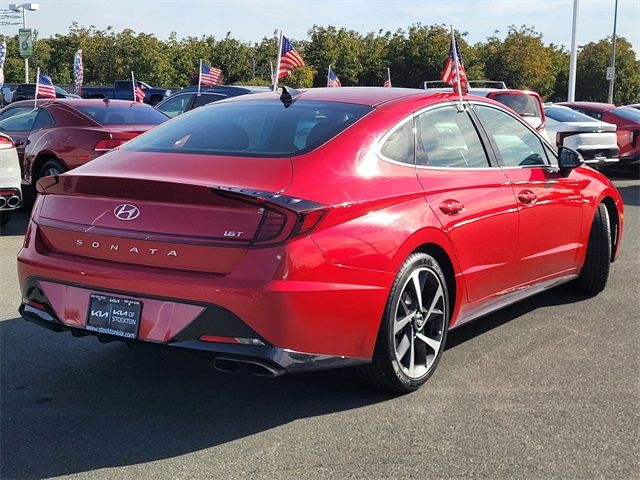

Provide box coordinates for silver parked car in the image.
[544,104,619,165]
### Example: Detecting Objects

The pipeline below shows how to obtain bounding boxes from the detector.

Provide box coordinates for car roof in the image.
[558,102,615,111]
[177,85,271,95]
[8,98,151,109]
[224,86,462,107]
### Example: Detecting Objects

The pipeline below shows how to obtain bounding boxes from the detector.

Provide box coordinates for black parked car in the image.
[155,85,269,117]
[11,83,80,102]
[81,81,171,105]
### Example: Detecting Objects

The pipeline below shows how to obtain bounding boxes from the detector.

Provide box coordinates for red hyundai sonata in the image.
[0,99,168,185]
[17,88,624,392]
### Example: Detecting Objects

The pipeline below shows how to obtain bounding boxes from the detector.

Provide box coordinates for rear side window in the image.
[380,118,414,164]
[192,93,226,109]
[415,105,490,168]
[74,103,168,125]
[545,106,597,123]
[475,105,548,167]
[124,99,371,157]
[490,93,542,119]
[611,107,640,122]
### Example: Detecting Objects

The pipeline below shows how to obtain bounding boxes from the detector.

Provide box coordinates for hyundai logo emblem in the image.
[113,204,140,221]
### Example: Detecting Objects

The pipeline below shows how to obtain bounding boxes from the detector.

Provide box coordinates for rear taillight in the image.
[214,187,329,247]
[556,132,577,146]
[94,139,127,151]
[0,136,14,150]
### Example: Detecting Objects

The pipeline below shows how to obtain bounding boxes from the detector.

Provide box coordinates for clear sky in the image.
[2,0,639,58]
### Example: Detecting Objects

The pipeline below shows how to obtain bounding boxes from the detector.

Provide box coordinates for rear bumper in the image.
[18,224,393,366]
[19,301,366,374]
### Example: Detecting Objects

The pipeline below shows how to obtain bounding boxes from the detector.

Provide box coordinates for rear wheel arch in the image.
[33,153,66,183]
[411,243,457,320]
[600,196,619,262]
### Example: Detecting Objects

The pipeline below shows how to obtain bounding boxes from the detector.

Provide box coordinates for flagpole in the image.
[34,67,39,109]
[327,65,331,87]
[197,59,202,97]
[451,26,465,110]
[131,71,136,103]
[387,68,391,87]
[272,30,283,91]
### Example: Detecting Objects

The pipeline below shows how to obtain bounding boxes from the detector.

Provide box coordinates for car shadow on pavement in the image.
[615,184,640,207]
[1,285,593,480]
[0,315,396,479]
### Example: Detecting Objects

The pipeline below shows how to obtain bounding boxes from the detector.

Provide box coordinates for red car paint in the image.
[0,99,167,184]
[17,88,624,373]
[558,101,640,166]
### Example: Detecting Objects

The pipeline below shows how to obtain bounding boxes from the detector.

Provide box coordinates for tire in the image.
[359,252,450,393]
[571,203,611,294]
[38,159,65,180]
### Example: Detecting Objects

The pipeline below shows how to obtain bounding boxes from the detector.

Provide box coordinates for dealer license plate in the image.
[86,294,142,339]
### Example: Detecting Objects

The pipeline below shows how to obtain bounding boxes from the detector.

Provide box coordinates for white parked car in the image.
[0,133,22,227]
[544,105,619,166]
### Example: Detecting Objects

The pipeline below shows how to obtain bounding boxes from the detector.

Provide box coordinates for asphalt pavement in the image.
[1,178,638,480]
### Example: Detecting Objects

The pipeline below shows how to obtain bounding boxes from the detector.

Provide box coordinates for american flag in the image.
[200,64,222,87]
[37,71,56,99]
[327,67,341,87]
[134,83,145,103]
[441,34,469,94]
[0,41,6,87]
[73,49,83,95]
[384,69,392,88]
[278,36,305,79]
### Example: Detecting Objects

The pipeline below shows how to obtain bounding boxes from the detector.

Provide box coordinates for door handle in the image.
[517,190,537,204]
[439,199,464,215]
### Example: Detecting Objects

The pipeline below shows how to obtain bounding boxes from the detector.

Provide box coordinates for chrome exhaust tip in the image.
[0,197,6,208]
[7,195,21,208]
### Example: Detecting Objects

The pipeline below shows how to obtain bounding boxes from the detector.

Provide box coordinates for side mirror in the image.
[558,146,583,172]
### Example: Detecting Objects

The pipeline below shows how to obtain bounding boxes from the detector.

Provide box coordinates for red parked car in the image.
[558,102,640,172]
[18,88,623,392]
[0,99,168,186]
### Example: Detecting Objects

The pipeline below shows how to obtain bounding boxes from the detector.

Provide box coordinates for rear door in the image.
[414,103,519,303]
[472,103,584,285]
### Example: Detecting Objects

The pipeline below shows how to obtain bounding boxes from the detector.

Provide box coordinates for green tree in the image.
[482,25,555,98]
[576,36,640,103]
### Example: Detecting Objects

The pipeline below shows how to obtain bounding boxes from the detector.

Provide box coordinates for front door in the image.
[473,103,584,285]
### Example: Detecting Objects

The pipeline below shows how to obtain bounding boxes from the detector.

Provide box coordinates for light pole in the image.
[607,0,619,104]
[567,0,579,102]
[8,2,39,83]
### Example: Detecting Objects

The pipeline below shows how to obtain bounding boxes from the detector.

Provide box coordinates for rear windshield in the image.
[545,106,597,122]
[123,99,371,157]
[74,103,168,125]
[611,107,640,122]
[491,93,542,118]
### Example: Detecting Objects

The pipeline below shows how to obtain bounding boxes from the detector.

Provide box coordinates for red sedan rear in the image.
[17,88,623,392]
[0,99,168,185]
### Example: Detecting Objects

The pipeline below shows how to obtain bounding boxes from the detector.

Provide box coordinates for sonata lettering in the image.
[75,239,178,257]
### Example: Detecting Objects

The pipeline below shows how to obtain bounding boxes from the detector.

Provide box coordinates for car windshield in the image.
[55,86,68,95]
[74,103,169,125]
[491,93,542,118]
[545,106,597,122]
[611,107,640,122]
[124,99,372,157]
